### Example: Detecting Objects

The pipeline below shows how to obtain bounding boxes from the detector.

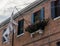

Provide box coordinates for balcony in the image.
[25,19,49,34]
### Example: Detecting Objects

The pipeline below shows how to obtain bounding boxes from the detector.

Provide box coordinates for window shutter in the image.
[40,8,44,21]
[51,1,55,19]
[31,14,34,24]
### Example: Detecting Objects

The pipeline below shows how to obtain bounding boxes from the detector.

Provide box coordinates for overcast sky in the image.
[0,0,36,23]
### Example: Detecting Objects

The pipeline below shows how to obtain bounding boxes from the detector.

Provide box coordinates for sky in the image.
[0,0,36,23]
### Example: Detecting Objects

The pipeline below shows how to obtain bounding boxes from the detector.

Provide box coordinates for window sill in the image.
[54,16,60,20]
[17,33,24,38]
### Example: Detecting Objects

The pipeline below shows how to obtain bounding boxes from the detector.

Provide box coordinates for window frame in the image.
[32,7,45,24]
[51,0,60,20]
[17,19,24,37]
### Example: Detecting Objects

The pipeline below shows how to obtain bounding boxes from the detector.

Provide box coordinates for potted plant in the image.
[25,21,41,33]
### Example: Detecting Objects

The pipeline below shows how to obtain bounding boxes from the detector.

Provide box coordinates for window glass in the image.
[17,19,24,35]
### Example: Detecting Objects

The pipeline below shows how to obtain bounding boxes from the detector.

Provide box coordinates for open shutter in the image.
[40,8,44,21]
[31,14,34,24]
[51,1,55,19]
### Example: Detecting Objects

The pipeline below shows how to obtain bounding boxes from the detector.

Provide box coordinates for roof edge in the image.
[0,0,48,29]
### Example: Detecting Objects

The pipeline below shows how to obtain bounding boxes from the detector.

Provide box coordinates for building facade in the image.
[0,0,60,46]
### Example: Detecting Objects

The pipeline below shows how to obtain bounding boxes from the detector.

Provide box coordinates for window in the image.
[2,29,6,42]
[34,10,40,23]
[56,42,60,46]
[31,8,45,24]
[2,28,10,43]
[51,0,60,19]
[17,19,24,37]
